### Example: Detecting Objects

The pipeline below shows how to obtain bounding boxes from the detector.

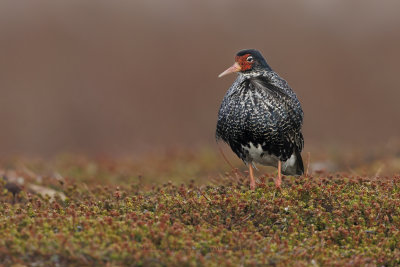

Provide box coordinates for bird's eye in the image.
[246,56,254,62]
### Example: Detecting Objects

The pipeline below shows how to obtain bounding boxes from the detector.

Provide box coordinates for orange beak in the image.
[218,62,241,78]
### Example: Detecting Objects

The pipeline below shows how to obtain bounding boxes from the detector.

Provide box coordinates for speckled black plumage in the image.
[216,49,304,175]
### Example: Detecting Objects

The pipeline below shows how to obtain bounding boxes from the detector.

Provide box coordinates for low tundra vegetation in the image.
[0,149,400,266]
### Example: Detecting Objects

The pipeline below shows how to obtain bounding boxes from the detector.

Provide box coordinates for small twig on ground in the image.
[374,164,384,178]
[217,144,244,178]
[197,188,210,202]
[305,152,311,177]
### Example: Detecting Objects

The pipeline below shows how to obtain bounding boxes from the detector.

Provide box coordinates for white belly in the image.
[242,142,279,167]
[242,142,298,173]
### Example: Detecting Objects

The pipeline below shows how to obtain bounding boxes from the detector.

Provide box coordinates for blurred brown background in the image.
[0,0,399,156]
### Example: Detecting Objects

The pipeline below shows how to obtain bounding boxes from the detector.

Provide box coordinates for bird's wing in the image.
[248,75,304,155]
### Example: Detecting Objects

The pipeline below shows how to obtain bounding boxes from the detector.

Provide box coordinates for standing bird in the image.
[216,49,304,189]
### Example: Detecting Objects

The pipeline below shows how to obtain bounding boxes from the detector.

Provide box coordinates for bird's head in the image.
[218,49,271,78]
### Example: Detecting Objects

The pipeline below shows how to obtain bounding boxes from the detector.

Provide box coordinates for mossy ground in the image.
[1,148,400,266]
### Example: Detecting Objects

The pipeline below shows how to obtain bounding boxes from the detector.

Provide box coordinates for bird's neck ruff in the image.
[240,69,270,79]
[235,70,301,103]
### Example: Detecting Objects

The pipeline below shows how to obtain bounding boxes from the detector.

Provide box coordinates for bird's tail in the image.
[282,149,304,176]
